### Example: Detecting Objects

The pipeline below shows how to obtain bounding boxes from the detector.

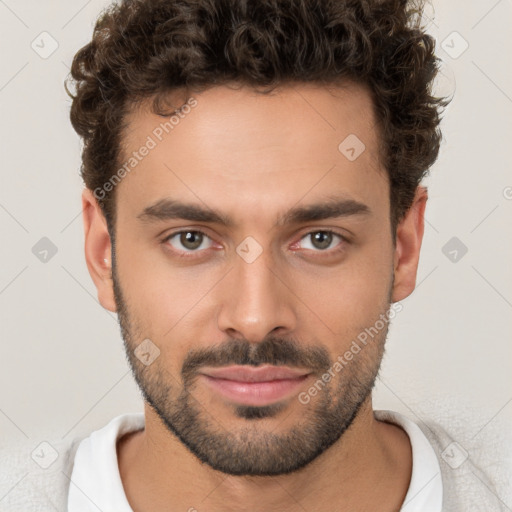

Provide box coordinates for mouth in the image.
[198,364,312,407]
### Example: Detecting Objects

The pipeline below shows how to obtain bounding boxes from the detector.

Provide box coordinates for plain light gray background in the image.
[1,0,511,506]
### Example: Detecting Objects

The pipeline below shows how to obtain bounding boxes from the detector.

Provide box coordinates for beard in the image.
[111,255,391,477]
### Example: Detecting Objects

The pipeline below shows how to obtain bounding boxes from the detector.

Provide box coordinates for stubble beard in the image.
[111,257,390,476]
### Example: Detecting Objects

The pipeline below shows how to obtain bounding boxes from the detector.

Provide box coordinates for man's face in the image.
[110,82,396,476]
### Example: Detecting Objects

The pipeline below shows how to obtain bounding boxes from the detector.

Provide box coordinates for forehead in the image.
[123,80,380,155]
[115,82,388,226]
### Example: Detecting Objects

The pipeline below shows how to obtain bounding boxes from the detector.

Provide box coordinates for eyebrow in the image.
[137,196,371,227]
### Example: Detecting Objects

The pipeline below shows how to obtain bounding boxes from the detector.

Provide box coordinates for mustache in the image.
[181,336,331,384]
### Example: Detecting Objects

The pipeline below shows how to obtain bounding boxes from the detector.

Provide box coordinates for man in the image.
[0,0,506,510]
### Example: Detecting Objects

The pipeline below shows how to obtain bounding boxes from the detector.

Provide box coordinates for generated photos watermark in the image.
[298,301,403,405]
[94,96,198,201]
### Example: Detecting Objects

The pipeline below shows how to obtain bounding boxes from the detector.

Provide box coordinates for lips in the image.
[199,364,312,406]
[200,364,310,382]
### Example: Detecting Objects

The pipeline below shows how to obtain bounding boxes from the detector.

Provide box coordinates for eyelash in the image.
[161,229,349,259]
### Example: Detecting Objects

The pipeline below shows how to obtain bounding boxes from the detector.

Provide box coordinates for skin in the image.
[82,81,427,511]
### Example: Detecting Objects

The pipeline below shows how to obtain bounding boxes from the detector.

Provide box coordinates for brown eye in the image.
[165,230,213,252]
[310,231,333,250]
[299,231,343,251]
[180,231,203,250]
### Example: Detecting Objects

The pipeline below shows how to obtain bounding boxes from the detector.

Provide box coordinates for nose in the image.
[216,246,297,343]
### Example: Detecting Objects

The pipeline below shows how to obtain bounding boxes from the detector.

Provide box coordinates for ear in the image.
[82,188,117,312]
[391,186,428,302]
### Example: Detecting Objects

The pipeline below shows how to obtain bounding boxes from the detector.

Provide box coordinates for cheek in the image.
[116,233,223,341]
[295,239,393,338]
[114,235,176,341]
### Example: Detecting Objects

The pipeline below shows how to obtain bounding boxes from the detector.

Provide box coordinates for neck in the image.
[117,396,412,512]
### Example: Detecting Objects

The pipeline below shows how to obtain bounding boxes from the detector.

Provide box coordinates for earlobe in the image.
[391,186,428,303]
[82,188,117,312]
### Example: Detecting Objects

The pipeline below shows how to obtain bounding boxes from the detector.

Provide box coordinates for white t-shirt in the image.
[67,409,443,511]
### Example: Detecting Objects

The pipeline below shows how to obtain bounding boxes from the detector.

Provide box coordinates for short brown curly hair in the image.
[65,0,448,238]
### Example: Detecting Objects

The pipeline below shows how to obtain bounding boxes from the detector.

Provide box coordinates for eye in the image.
[161,229,347,258]
[163,230,213,253]
[296,230,346,252]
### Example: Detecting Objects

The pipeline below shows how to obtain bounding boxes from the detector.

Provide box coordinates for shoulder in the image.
[415,416,508,512]
[0,435,83,511]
